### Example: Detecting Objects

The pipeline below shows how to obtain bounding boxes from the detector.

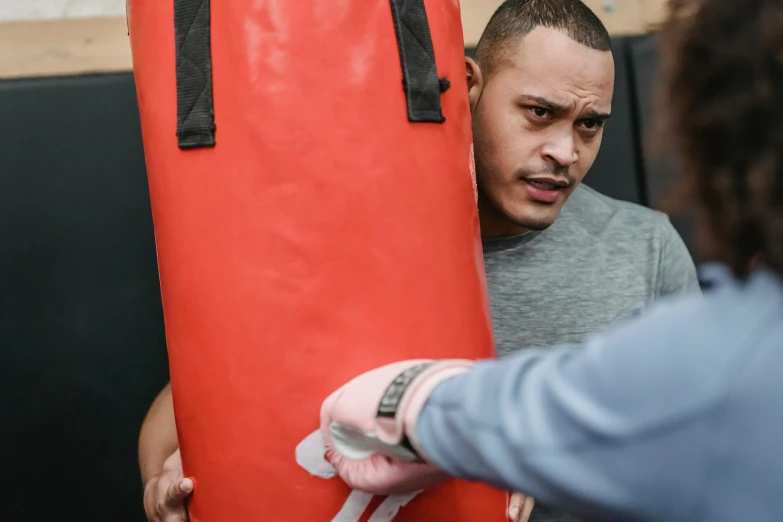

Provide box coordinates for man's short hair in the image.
[474,0,612,77]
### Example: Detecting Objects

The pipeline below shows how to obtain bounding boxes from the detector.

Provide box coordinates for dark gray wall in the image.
[0,73,169,522]
[629,35,699,263]
[585,37,648,206]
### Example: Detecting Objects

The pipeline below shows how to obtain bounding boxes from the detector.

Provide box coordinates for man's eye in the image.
[530,107,551,118]
[580,119,603,130]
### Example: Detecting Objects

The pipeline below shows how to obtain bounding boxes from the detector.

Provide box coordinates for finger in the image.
[158,479,192,522]
[507,492,526,521]
[165,478,194,506]
[521,496,535,522]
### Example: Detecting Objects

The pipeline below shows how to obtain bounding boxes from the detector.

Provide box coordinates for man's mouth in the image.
[522,177,570,204]
[526,179,564,191]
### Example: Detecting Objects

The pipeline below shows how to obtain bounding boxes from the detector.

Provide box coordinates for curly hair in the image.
[655,0,783,279]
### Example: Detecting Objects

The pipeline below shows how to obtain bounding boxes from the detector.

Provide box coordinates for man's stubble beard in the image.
[475,165,565,234]
[513,211,557,231]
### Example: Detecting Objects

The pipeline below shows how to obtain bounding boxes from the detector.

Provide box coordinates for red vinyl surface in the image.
[128,0,504,519]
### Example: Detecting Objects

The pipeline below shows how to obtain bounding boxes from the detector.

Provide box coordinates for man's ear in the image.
[465,57,484,111]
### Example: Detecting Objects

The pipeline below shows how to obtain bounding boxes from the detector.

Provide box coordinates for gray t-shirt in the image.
[483,184,700,521]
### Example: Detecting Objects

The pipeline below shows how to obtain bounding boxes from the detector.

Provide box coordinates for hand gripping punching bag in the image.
[128,0,505,519]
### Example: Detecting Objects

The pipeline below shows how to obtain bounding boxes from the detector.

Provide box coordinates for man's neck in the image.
[478,192,528,239]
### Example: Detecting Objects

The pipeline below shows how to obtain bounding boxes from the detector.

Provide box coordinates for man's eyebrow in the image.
[520,94,612,121]
[583,108,612,121]
[519,95,568,112]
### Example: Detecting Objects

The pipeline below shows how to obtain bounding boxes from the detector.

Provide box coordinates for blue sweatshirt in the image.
[416,264,783,521]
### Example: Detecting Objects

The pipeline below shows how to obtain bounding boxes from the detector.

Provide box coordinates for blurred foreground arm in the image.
[415,278,776,521]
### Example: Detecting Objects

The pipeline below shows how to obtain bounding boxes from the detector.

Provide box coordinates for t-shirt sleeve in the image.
[655,214,700,297]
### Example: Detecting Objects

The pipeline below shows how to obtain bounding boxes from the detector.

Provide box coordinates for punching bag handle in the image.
[171,0,446,150]
[390,0,449,123]
[174,0,216,149]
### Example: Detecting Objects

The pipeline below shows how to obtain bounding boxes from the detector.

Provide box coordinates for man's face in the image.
[469,27,615,235]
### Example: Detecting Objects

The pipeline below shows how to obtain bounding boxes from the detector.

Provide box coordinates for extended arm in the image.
[416,295,729,521]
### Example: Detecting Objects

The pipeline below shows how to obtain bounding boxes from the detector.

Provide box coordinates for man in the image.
[319,1,783,520]
[139,1,698,521]
[465,0,698,520]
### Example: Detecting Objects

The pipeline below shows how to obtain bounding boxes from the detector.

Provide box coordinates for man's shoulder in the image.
[563,184,671,238]
[562,184,699,296]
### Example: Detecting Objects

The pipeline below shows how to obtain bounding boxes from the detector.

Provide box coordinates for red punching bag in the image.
[128,0,504,519]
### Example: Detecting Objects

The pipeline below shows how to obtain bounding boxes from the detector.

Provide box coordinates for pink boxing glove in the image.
[320,359,474,495]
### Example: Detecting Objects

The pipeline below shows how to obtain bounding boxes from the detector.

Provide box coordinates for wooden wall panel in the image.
[0,0,669,79]
[0,16,130,79]
[461,0,664,47]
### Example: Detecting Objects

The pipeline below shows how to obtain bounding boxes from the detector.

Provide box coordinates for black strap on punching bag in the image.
[174,0,216,149]
[389,0,449,123]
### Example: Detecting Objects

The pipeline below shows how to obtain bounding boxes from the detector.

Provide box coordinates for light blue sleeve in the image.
[415,292,746,521]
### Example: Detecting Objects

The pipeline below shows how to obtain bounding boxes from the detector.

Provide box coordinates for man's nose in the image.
[541,131,578,168]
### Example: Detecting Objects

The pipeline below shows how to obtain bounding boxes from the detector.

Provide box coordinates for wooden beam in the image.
[462,0,666,47]
[0,16,131,79]
[640,0,671,30]
[0,0,669,80]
